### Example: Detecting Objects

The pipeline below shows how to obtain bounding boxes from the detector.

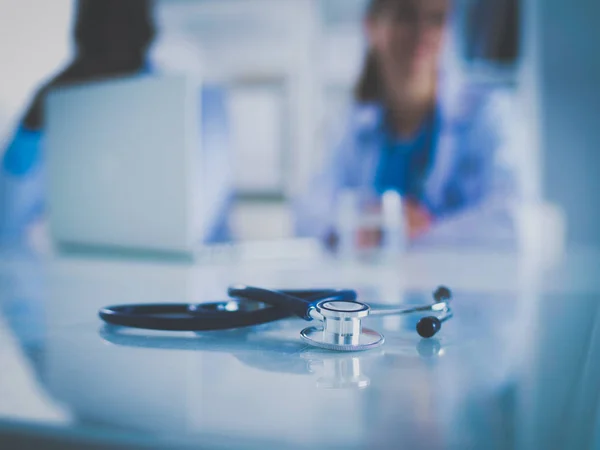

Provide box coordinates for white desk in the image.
[0,246,599,449]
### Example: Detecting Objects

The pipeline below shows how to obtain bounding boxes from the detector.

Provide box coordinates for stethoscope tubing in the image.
[99,289,356,332]
[99,302,291,331]
[227,286,358,320]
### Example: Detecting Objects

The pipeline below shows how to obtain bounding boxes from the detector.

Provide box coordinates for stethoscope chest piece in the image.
[300,300,385,352]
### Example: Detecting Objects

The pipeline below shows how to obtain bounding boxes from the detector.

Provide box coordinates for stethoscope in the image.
[99,285,453,352]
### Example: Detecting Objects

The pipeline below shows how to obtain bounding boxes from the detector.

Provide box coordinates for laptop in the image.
[45,75,231,257]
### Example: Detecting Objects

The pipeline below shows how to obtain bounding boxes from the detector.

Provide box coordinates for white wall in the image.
[0,0,74,150]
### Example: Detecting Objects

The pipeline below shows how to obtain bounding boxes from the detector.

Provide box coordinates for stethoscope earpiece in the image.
[433,285,452,302]
[416,316,442,338]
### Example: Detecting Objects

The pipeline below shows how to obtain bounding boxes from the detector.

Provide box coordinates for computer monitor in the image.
[45,75,231,256]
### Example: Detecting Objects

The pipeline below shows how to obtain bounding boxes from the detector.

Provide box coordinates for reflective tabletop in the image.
[0,246,599,449]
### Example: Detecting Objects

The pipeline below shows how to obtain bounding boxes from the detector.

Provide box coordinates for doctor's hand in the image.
[354,199,432,248]
[404,200,432,239]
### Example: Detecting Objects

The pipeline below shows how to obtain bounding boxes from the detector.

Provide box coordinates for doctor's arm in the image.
[416,92,520,247]
[0,128,45,246]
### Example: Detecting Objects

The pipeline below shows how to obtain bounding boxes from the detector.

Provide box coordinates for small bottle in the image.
[381,190,407,260]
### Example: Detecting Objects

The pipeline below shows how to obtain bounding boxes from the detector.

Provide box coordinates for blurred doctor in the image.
[295,0,515,247]
[0,0,232,246]
[0,0,155,245]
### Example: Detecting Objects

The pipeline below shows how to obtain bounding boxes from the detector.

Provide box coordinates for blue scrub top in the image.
[374,109,440,201]
[293,81,514,240]
[0,127,45,242]
[2,126,43,176]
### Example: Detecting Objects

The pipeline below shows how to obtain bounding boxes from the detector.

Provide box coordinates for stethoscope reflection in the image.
[302,350,375,390]
[99,324,448,390]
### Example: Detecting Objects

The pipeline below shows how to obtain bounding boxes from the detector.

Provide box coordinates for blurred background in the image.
[0,0,598,254]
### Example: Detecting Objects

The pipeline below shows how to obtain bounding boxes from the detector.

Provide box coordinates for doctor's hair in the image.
[354,0,402,103]
[355,0,399,103]
[22,0,156,131]
[355,0,452,103]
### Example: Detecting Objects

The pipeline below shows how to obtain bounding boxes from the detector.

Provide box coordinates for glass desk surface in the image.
[0,248,598,450]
